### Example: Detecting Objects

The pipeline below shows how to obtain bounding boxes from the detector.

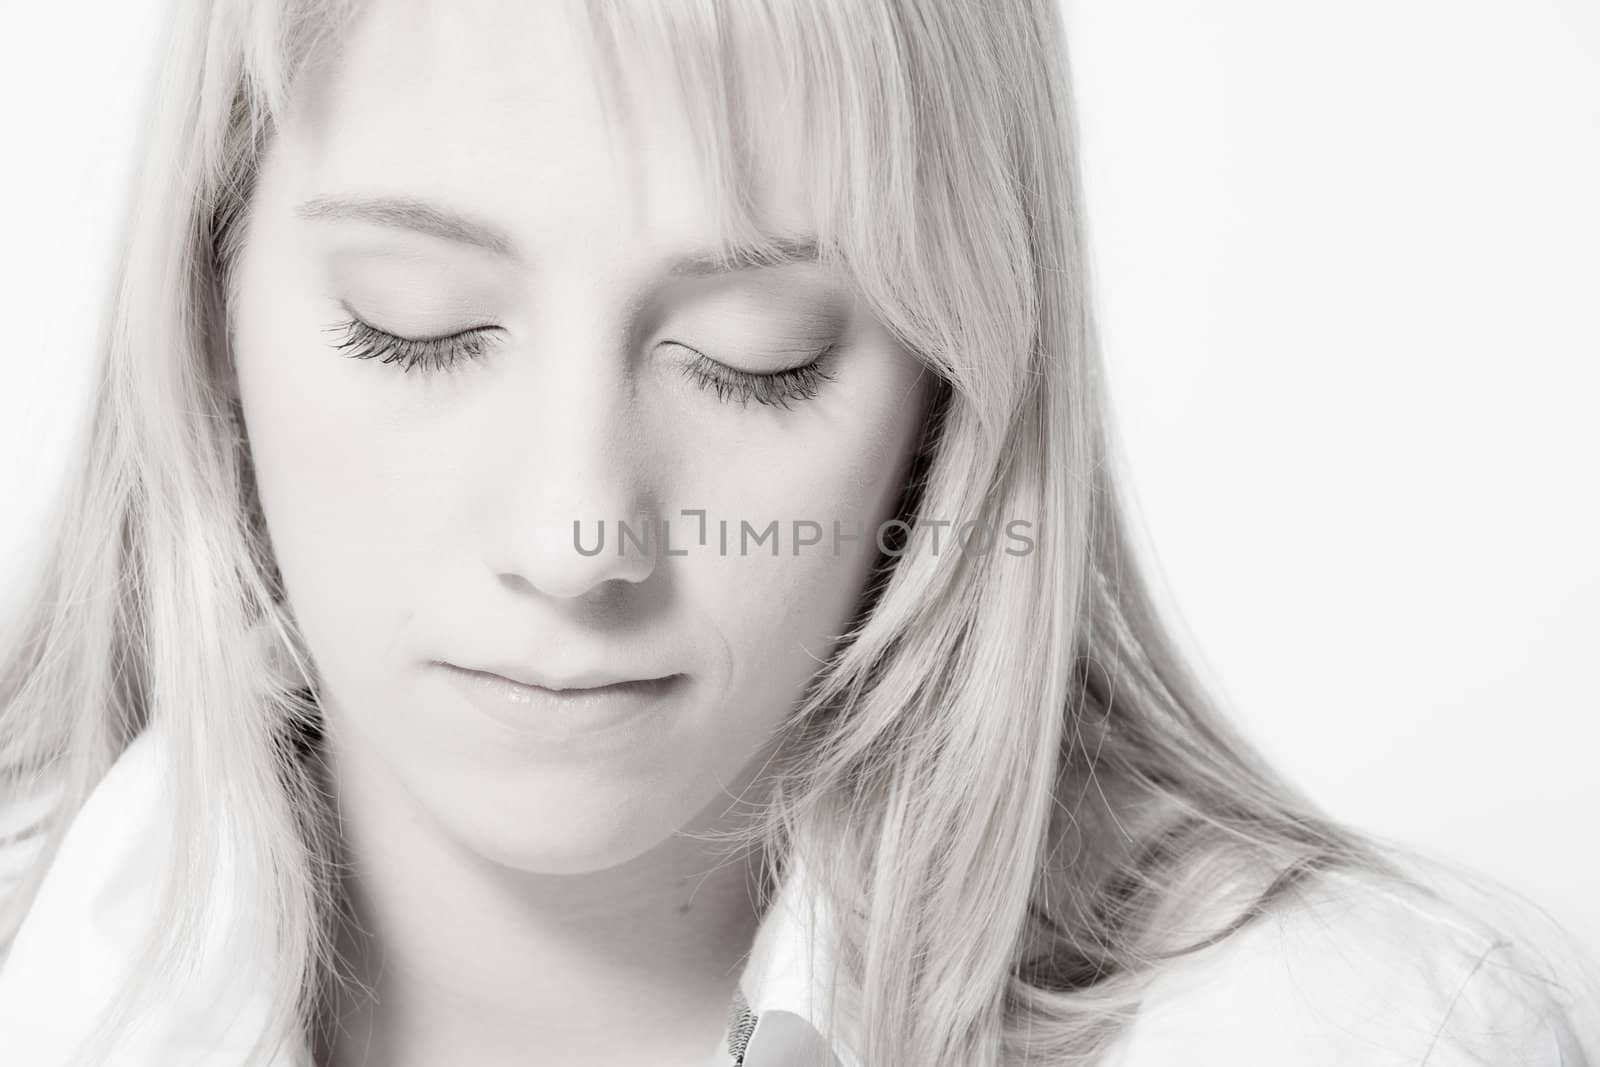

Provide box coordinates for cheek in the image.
[664,344,928,714]
[232,248,449,706]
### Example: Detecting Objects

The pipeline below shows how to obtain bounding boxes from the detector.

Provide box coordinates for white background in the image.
[1060,0,1598,958]
[3,2,1595,961]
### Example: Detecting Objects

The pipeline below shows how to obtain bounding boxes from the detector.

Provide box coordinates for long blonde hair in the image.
[1,1,1593,1064]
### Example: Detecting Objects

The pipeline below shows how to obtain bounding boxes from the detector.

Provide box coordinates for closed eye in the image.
[324,315,502,375]
[668,342,839,409]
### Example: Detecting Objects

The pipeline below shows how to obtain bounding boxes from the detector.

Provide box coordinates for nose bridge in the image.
[482,305,657,598]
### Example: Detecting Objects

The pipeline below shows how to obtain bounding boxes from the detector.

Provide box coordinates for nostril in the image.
[491,516,659,602]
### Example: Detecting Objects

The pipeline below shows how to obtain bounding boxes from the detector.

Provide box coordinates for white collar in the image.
[0,724,855,1066]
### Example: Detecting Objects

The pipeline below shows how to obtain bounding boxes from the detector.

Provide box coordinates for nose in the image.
[478,322,659,601]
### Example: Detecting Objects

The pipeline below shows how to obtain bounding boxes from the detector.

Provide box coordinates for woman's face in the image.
[232,0,930,873]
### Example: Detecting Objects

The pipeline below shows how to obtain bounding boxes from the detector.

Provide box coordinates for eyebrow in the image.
[294,194,819,277]
[297,195,517,257]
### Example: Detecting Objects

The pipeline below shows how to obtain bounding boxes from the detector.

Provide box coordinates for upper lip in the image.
[443,660,677,692]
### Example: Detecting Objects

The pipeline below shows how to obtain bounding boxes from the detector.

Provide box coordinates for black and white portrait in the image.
[1,1,1596,1064]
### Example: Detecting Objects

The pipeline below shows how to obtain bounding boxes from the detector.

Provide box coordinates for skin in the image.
[228,0,931,1063]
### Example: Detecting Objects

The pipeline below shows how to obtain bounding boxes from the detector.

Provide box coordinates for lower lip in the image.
[438,663,679,744]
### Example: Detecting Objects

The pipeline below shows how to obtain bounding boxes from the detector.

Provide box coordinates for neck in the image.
[306,720,772,1067]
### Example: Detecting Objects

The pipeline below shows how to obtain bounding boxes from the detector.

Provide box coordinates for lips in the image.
[440,659,679,693]
[436,660,681,744]
[445,662,680,696]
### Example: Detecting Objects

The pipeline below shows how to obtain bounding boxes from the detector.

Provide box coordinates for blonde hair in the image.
[1,1,1594,1064]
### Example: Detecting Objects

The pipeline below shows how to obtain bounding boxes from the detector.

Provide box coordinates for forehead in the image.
[277,0,813,259]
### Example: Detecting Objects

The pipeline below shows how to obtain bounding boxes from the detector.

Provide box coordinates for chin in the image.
[419,763,711,875]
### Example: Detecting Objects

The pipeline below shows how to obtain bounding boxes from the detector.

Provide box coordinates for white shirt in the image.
[0,724,1583,1065]
[1098,870,1583,1065]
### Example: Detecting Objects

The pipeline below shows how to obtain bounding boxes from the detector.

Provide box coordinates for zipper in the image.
[724,987,759,1065]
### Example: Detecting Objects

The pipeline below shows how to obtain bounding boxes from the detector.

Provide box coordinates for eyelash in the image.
[675,344,838,410]
[327,315,839,409]
[325,317,497,375]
